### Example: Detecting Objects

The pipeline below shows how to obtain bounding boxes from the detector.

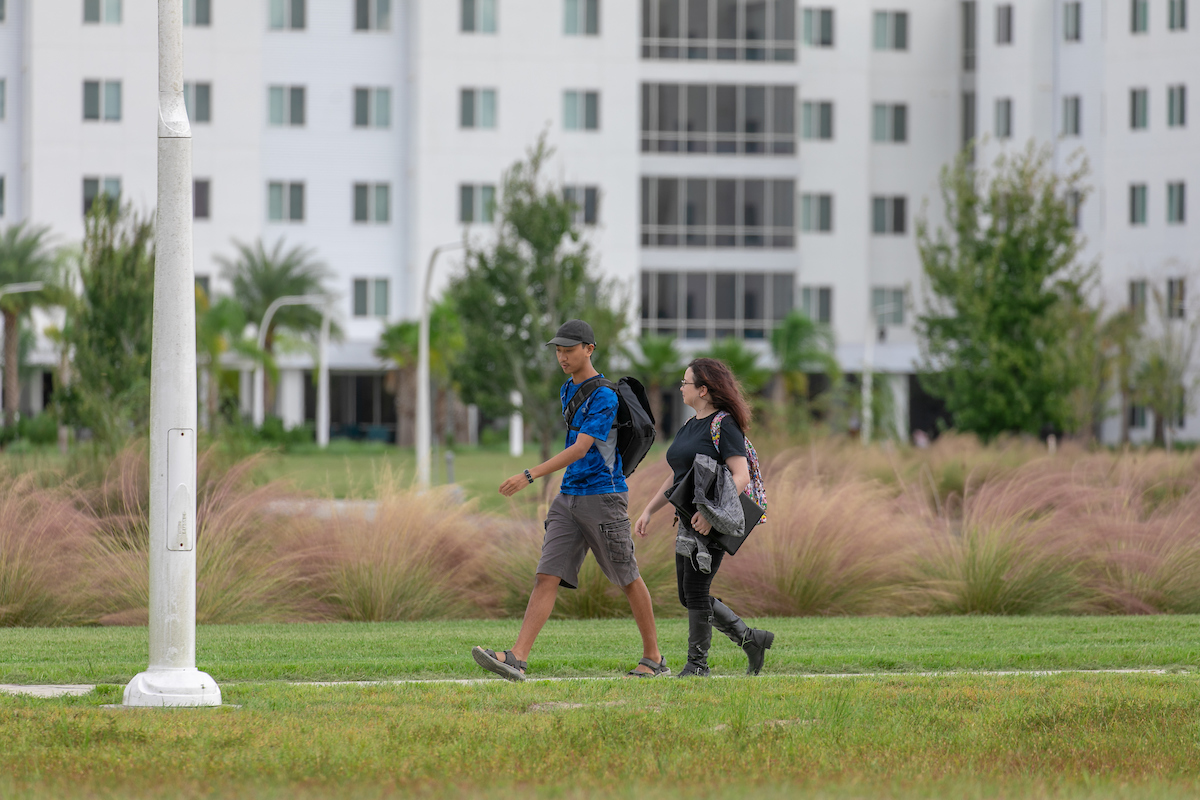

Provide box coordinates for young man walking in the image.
[472,319,668,681]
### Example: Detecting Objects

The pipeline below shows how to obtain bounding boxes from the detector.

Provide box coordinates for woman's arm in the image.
[725,455,751,495]
[634,470,677,538]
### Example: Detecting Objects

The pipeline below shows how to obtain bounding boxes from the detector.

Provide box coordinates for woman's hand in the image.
[635,509,653,538]
[690,512,712,536]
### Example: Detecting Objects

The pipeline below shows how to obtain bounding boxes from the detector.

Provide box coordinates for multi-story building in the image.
[0,1,1195,442]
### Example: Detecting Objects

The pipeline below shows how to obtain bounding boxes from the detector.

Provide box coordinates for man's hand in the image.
[500,474,531,497]
[690,512,712,536]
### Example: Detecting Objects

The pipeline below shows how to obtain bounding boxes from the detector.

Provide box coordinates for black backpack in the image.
[562,375,657,477]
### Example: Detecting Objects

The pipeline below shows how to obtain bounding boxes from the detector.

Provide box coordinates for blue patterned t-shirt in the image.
[559,376,628,496]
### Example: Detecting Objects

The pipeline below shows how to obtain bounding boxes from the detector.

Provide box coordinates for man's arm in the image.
[499,433,596,497]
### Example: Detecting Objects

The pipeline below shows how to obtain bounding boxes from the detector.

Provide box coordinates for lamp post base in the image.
[123,668,222,707]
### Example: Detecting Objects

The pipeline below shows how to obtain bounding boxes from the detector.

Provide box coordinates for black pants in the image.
[676,549,725,611]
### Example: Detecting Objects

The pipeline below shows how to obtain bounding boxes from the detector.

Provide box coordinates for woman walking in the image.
[634,358,774,677]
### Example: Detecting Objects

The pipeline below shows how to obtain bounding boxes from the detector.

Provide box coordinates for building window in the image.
[1168,182,1186,224]
[641,84,795,155]
[643,0,796,61]
[355,0,391,31]
[83,80,122,122]
[563,90,599,131]
[1130,88,1148,130]
[195,275,211,299]
[268,86,305,126]
[873,11,908,50]
[193,179,211,220]
[801,286,832,324]
[565,0,599,35]
[1066,189,1083,228]
[1129,404,1147,429]
[803,7,834,47]
[872,103,908,143]
[353,183,390,223]
[962,91,976,147]
[0,0,5,22]
[0,176,5,218]
[0,79,5,121]
[641,177,795,249]
[994,97,1012,139]
[83,176,121,215]
[563,186,600,226]
[1129,279,1148,317]
[182,0,212,26]
[460,88,497,129]
[1169,0,1187,29]
[354,87,391,128]
[962,0,976,70]
[801,101,834,140]
[800,193,833,232]
[1131,0,1148,32]
[640,270,795,340]
[996,3,1012,43]
[353,278,389,318]
[268,181,304,222]
[1063,1,1081,40]
[184,82,212,123]
[1062,95,1081,136]
[1130,183,1148,225]
[462,0,498,32]
[83,0,122,24]
[872,196,906,235]
[1168,278,1186,319]
[269,0,305,29]
[872,287,905,325]
[1168,85,1187,128]
[459,184,497,223]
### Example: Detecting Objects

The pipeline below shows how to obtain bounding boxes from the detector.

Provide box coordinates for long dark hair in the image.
[689,358,752,433]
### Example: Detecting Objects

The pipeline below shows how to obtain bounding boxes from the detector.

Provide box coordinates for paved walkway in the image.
[0,668,1182,699]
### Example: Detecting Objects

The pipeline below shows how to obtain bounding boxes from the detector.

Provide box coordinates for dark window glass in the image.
[84,0,100,22]
[893,104,907,142]
[290,0,305,28]
[772,180,794,246]
[743,179,765,246]
[586,0,600,34]
[354,184,369,221]
[355,88,370,126]
[893,197,906,233]
[641,84,651,133]
[746,0,767,59]
[715,179,736,246]
[686,273,708,320]
[356,0,370,29]
[461,89,475,127]
[686,178,708,246]
[194,83,212,122]
[584,91,599,129]
[83,178,100,215]
[641,271,651,319]
[584,187,599,225]
[83,81,101,120]
[656,178,678,245]
[289,87,305,125]
[772,273,794,320]
[744,274,765,320]
[687,84,709,152]
[657,272,678,319]
[288,183,304,221]
[462,0,476,31]
[717,0,737,58]
[195,0,211,25]
[658,84,680,151]
[194,180,210,219]
[744,86,766,152]
[715,273,736,319]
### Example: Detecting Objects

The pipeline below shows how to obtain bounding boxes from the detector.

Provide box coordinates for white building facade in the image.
[0,0,1195,442]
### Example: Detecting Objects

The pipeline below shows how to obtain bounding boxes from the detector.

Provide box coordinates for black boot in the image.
[710,598,774,676]
[677,607,713,677]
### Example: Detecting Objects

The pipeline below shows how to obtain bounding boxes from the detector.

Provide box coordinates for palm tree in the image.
[375,299,464,447]
[196,288,264,432]
[629,334,682,440]
[0,223,60,427]
[216,238,331,418]
[699,337,770,395]
[769,311,839,431]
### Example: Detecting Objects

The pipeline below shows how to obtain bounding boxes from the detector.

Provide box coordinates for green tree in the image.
[216,238,331,419]
[448,135,627,463]
[196,289,263,433]
[0,223,61,428]
[59,197,156,445]
[915,142,1095,441]
[375,300,465,447]
[769,310,839,432]
[1132,287,1200,448]
[698,337,769,395]
[628,334,682,440]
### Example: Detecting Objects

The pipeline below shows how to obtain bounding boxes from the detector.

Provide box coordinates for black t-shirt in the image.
[665,412,747,484]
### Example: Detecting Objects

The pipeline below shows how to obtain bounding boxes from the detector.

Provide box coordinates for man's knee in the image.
[534,572,562,590]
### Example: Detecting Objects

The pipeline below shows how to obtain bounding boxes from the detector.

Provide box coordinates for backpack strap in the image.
[562,375,617,432]
[709,411,729,453]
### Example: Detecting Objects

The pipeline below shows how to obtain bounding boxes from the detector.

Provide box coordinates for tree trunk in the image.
[4,311,18,428]
[648,380,664,440]
[394,365,415,447]
[1153,412,1166,448]
[1119,390,1131,445]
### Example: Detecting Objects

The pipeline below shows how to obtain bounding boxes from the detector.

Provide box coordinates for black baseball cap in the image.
[545,319,596,347]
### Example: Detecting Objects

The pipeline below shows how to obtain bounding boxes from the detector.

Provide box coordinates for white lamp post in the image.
[417,243,462,488]
[0,282,44,421]
[124,0,219,707]
[251,294,328,431]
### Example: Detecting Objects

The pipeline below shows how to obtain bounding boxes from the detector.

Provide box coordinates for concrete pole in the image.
[316,306,330,447]
[124,0,220,707]
[0,282,44,424]
[253,294,326,427]
[509,390,524,458]
[417,243,462,488]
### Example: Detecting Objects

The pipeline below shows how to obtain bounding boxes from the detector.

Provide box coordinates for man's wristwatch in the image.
[524,469,534,484]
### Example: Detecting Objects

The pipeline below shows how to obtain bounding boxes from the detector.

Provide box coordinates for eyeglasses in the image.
[679,380,695,387]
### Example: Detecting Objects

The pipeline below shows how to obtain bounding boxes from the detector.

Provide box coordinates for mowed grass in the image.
[4,674,1200,799]
[3,616,1200,685]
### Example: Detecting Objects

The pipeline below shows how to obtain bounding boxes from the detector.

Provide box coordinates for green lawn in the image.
[3,615,1199,685]
[5,617,1200,799]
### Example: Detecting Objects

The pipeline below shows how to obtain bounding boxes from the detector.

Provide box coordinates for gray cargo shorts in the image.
[536,492,641,590]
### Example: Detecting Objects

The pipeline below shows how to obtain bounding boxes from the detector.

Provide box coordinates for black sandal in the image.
[472,646,527,682]
[626,656,671,677]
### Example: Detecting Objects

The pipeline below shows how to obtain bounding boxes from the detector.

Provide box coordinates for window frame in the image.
[871,102,908,143]
[354,86,392,128]
[994,97,1012,139]
[800,192,833,233]
[352,277,390,318]
[83,79,122,122]
[268,85,306,127]
[1168,85,1187,128]
[563,185,601,226]
[1062,95,1081,137]
[871,195,907,235]
[183,82,212,124]
[1169,0,1188,30]
[1167,181,1186,225]
[460,88,498,129]
[458,183,497,224]
[640,268,796,340]
[872,10,908,50]
[1131,0,1148,33]
[354,0,392,31]
[564,0,600,35]
[1063,1,1081,40]
[267,180,305,222]
[1130,87,1149,130]
[82,175,121,216]
[641,82,796,155]
[1130,183,1148,225]
[801,100,834,141]
[268,0,306,29]
[871,286,906,326]
[182,0,212,26]
[461,0,499,32]
[641,176,795,249]
[563,90,600,131]
[995,3,1013,44]
[193,179,211,220]
[643,0,798,62]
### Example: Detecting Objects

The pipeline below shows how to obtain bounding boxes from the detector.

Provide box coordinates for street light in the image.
[251,294,329,432]
[417,243,463,488]
[124,0,219,707]
[0,282,44,422]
